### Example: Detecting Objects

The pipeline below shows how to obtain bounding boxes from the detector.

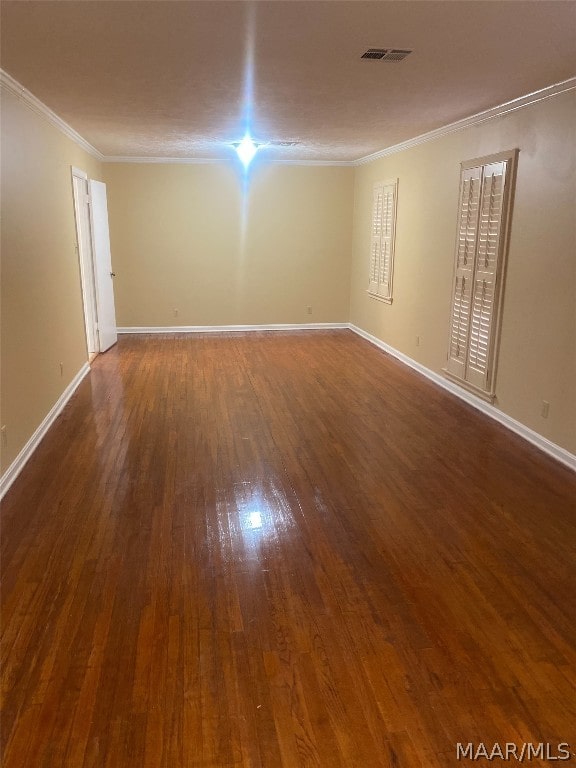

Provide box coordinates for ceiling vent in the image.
[268,140,301,147]
[361,48,412,61]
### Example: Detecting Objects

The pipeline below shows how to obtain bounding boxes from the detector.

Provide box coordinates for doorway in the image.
[71,168,118,358]
[71,167,98,359]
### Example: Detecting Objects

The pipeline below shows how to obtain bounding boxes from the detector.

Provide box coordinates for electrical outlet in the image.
[59,362,64,377]
[541,400,550,418]
[416,335,421,347]
[173,308,179,318]
[1,425,7,448]
[307,306,312,315]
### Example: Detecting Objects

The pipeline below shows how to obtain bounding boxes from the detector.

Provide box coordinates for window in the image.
[444,150,518,401]
[368,179,397,303]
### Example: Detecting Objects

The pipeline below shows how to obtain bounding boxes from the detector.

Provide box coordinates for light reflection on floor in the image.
[245,510,263,530]
[224,480,298,568]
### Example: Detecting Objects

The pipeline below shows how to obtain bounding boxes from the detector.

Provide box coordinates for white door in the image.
[72,169,99,356]
[89,180,118,352]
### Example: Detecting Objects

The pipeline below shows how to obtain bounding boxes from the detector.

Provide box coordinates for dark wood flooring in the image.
[1,330,575,767]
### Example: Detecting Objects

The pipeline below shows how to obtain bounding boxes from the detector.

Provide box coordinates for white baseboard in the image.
[117,323,349,333]
[349,324,576,472]
[0,363,91,501]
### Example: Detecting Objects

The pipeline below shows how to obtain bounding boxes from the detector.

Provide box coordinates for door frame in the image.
[71,166,99,359]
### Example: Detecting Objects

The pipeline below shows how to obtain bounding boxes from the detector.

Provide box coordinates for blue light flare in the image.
[235,134,258,168]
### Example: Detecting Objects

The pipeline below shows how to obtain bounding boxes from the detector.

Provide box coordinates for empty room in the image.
[1,1,575,766]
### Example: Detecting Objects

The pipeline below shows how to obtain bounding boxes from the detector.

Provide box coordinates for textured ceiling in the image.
[1,1,575,162]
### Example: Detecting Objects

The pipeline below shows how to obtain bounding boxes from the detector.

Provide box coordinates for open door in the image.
[72,169,99,358]
[89,180,118,352]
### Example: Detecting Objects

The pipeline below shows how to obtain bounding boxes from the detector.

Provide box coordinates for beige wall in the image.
[1,87,102,472]
[104,162,354,327]
[350,90,576,454]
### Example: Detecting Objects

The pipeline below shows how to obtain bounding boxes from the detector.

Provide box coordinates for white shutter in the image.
[446,167,481,378]
[377,185,395,298]
[369,185,383,294]
[466,163,506,390]
[444,150,517,399]
[368,180,397,301]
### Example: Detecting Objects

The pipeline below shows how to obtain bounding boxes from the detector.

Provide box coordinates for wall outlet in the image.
[59,362,64,377]
[173,308,179,318]
[307,306,312,315]
[541,400,550,418]
[1,425,7,448]
[416,335,421,347]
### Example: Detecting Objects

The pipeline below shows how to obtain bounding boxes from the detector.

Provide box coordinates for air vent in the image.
[268,140,301,147]
[361,48,412,61]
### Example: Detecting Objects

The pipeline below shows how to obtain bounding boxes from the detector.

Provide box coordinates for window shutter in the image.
[466,162,506,390]
[444,149,517,400]
[446,167,481,378]
[368,180,397,301]
[369,185,384,295]
[377,185,395,298]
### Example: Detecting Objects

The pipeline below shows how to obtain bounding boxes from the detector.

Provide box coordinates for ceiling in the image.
[1,1,575,163]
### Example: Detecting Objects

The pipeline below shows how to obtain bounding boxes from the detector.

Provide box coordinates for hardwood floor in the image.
[1,330,575,767]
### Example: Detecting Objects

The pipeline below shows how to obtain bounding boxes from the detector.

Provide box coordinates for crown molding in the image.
[0,69,104,161]
[103,156,229,165]
[262,159,355,167]
[2,68,574,168]
[355,77,576,165]
[103,156,354,167]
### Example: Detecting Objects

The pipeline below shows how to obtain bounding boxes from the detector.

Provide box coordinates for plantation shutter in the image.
[368,180,397,301]
[369,185,384,295]
[446,167,482,378]
[378,184,395,298]
[445,150,517,399]
[466,162,507,390]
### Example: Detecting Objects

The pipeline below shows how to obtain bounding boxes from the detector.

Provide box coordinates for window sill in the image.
[442,369,496,403]
[367,291,393,305]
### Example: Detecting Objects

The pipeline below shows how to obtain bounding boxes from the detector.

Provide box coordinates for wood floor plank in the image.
[1,330,575,767]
